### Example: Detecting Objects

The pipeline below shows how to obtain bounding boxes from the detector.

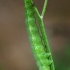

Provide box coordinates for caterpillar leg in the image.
[42,60,53,66]
[46,60,53,65]
[46,53,51,57]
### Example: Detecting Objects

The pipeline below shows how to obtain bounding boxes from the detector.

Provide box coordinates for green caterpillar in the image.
[24,0,54,70]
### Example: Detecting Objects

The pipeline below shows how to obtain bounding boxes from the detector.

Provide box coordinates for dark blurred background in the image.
[0,0,70,70]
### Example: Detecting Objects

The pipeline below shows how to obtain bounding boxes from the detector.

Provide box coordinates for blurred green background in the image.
[0,0,70,70]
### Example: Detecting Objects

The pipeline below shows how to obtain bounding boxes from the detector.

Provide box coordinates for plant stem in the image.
[34,7,55,70]
[41,0,48,18]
